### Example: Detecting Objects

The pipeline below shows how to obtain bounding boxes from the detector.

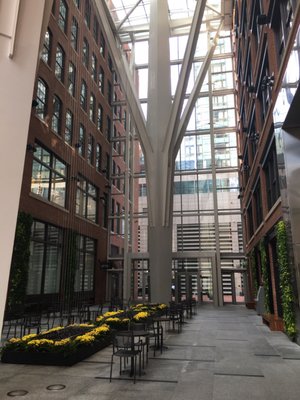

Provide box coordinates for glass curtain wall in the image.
[105,0,244,302]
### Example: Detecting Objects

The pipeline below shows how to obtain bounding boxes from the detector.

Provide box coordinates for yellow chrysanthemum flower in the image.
[22,333,38,341]
[54,338,71,346]
[41,326,64,335]
[27,339,54,346]
[8,338,22,343]
[133,311,149,320]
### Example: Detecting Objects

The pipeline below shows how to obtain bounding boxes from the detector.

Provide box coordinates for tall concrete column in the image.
[146,0,173,304]
[0,0,52,334]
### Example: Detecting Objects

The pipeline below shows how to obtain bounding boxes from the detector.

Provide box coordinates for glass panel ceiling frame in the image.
[105,0,223,43]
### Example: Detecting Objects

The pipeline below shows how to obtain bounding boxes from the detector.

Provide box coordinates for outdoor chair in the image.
[130,322,149,368]
[110,331,142,383]
[146,319,163,356]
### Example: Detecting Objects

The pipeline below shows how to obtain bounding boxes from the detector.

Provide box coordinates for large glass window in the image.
[96,143,102,172]
[89,93,95,122]
[65,109,73,145]
[99,67,105,94]
[264,141,281,210]
[58,0,68,33]
[70,17,78,51]
[31,144,67,207]
[100,32,106,57]
[36,79,48,120]
[84,0,91,28]
[55,45,65,82]
[82,37,89,68]
[80,80,87,110]
[91,53,97,82]
[87,134,94,165]
[93,16,99,44]
[27,221,62,295]
[76,176,98,222]
[74,235,95,292]
[67,62,76,96]
[78,124,85,157]
[51,95,62,135]
[97,104,103,131]
[41,29,52,65]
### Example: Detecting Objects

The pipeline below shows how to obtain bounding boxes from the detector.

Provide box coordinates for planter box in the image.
[262,314,284,332]
[1,340,110,366]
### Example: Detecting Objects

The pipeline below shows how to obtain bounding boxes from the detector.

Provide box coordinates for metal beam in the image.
[174,24,222,154]
[96,0,153,154]
[163,0,207,153]
[117,0,143,31]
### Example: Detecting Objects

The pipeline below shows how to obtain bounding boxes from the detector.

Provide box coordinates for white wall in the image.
[0,0,52,335]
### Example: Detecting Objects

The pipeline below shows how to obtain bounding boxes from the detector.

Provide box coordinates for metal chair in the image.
[110,331,141,383]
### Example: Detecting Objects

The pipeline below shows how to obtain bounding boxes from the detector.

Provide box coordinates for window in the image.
[36,79,48,120]
[74,235,95,292]
[76,175,98,222]
[89,93,95,122]
[106,116,111,141]
[123,110,127,129]
[67,62,76,96]
[103,193,108,228]
[31,143,67,207]
[65,109,73,145]
[58,0,68,33]
[254,180,263,228]
[99,67,104,94]
[87,134,94,165]
[82,37,89,68]
[55,45,65,82]
[111,198,115,232]
[52,95,62,134]
[105,153,110,179]
[264,141,280,210]
[139,183,147,197]
[91,53,97,82]
[108,54,113,71]
[116,166,121,190]
[93,16,99,44]
[78,124,85,157]
[116,202,121,234]
[107,80,112,105]
[100,32,105,57]
[80,80,87,110]
[246,203,254,240]
[41,29,51,65]
[70,17,78,51]
[96,143,102,172]
[27,221,62,295]
[84,0,91,28]
[97,104,103,131]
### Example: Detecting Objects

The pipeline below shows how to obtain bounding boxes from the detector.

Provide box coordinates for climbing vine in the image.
[7,212,33,308]
[276,221,297,340]
[259,239,270,314]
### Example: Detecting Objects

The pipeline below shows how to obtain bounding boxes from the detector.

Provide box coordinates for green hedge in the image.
[7,212,33,308]
[259,239,270,314]
[276,221,297,340]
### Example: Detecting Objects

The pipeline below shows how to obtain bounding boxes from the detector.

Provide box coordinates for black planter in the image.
[1,340,110,366]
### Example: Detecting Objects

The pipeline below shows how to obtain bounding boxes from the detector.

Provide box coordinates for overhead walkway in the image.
[1,304,300,399]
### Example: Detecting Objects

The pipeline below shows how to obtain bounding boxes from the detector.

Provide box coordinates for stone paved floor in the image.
[1,304,300,399]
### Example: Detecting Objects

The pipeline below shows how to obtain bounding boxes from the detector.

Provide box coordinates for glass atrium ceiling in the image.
[105,0,231,43]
